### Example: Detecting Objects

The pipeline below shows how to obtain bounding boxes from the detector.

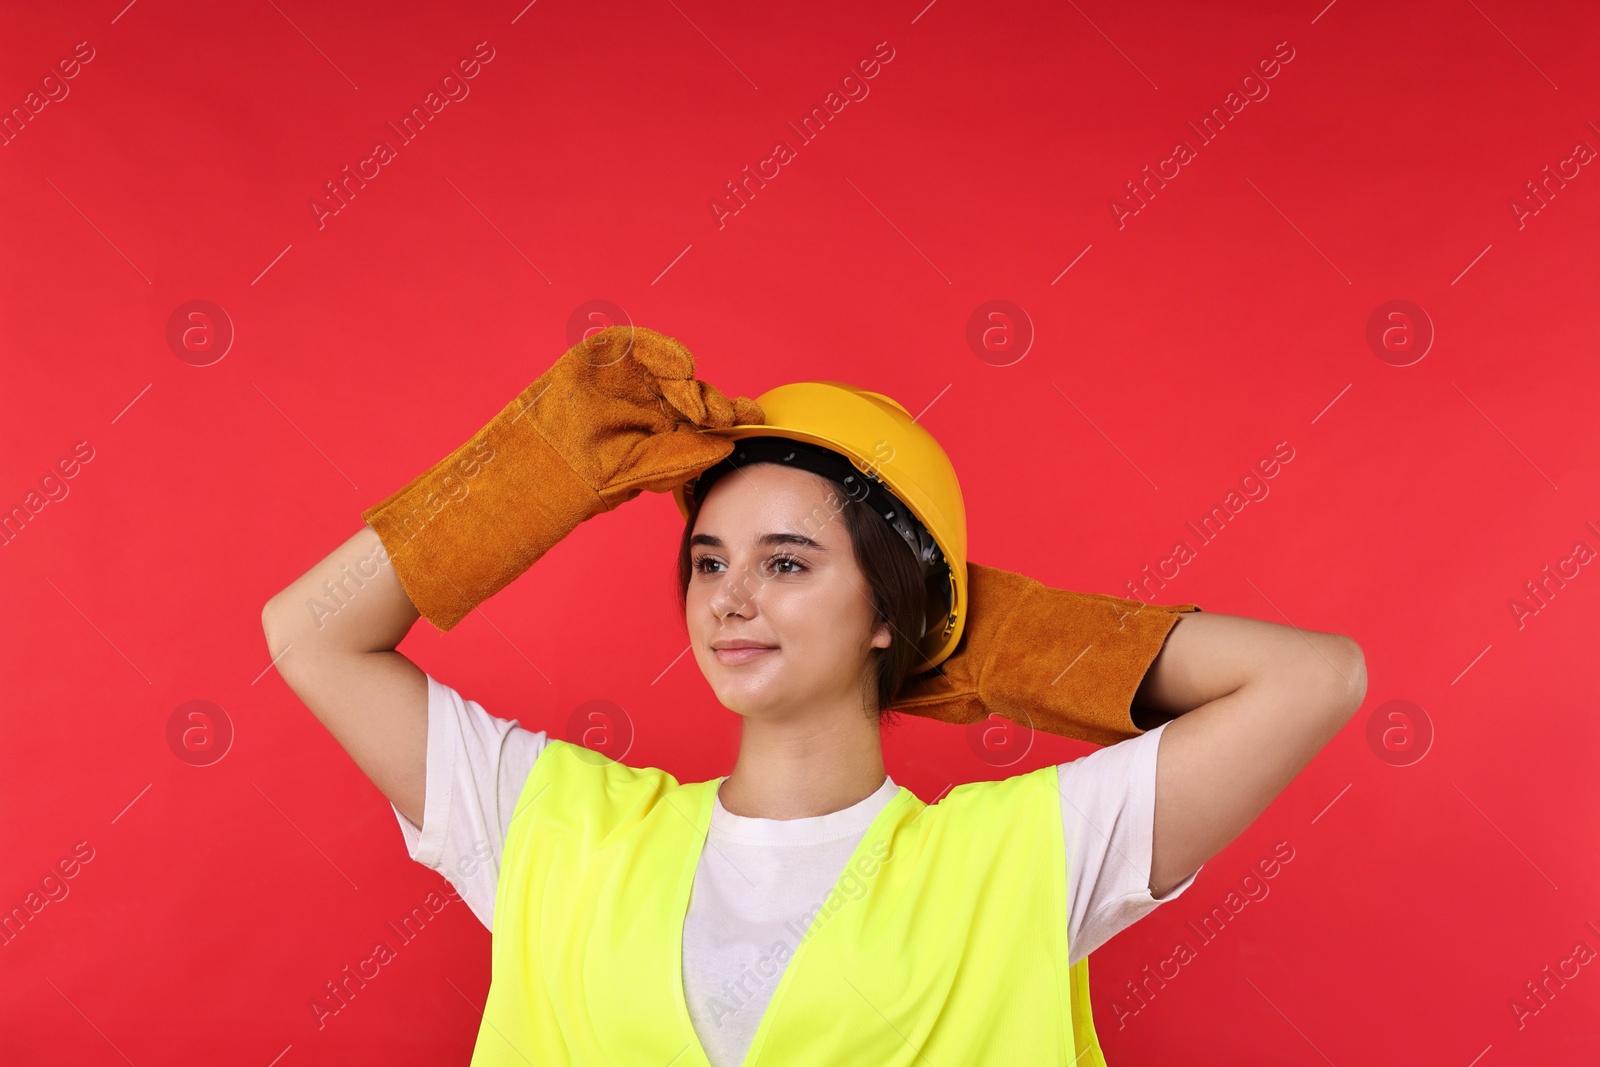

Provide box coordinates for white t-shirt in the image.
[393,674,1200,1066]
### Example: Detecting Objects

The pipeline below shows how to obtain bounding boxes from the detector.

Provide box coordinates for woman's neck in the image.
[717,708,887,820]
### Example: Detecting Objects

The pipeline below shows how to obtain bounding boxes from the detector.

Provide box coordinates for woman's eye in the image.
[692,555,805,575]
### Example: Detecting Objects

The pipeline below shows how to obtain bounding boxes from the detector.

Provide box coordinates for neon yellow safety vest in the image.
[471,738,1107,1066]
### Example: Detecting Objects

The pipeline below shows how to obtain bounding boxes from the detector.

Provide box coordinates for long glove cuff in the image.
[360,382,605,633]
[992,580,1199,744]
[891,565,1201,746]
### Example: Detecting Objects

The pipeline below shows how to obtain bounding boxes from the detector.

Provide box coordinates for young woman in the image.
[261,326,1366,1065]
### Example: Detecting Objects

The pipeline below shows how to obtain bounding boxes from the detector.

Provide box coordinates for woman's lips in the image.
[714,646,777,665]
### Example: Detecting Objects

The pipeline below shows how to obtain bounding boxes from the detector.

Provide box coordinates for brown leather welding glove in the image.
[360,324,763,632]
[889,563,1202,746]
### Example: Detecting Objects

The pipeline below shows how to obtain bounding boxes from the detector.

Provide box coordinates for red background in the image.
[3,0,1598,1062]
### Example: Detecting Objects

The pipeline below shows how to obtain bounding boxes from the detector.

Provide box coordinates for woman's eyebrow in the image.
[690,532,828,551]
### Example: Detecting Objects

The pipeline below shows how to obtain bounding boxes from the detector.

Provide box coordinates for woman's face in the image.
[686,461,890,722]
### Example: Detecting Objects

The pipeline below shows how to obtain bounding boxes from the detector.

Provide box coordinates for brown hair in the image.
[674,465,940,721]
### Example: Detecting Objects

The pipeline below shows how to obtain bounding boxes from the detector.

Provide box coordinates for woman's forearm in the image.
[264,525,420,657]
[1137,612,1367,897]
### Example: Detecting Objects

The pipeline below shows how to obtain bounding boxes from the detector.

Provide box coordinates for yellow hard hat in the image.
[672,381,968,676]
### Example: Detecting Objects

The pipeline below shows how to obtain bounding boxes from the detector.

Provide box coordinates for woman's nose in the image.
[708,561,762,618]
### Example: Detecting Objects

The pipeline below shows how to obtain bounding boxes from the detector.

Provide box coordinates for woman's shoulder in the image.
[528,739,714,806]
[914,727,1166,822]
[917,763,1061,825]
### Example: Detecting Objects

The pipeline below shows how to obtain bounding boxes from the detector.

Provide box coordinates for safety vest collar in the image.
[665,773,923,1067]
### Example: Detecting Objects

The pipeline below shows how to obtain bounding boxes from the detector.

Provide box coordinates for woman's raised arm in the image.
[257,326,764,832]
[1133,612,1368,897]
[261,525,427,826]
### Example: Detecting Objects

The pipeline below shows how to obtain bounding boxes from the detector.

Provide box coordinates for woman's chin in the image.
[712,687,784,720]
[713,692,766,717]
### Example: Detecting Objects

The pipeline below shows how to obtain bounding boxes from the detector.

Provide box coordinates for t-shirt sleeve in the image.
[391,673,549,932]
[1058,720,1201,966]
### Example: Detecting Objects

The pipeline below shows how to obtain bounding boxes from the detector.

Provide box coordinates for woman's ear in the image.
[871,617,893,650]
